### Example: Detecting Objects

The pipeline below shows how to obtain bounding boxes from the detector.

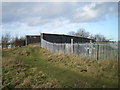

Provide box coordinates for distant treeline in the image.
[67,28,112,42]
[2,33,26,48]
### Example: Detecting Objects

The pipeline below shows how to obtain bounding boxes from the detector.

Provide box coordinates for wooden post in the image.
[90,40,92,43]
[78,43,79,56]
[71,39,73,53]
[41,33,43,39]
[64,43,66,54]
[97,44,99,60]
[40,33,43,47]
[26,36,27,46]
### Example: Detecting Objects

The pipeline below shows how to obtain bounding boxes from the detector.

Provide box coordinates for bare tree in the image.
[2,33,11,48]
[75,28,90,38]
[13,36,25,47]
[67,28,110,42]
[89,34,94,39]
[93,34,109,42]
[68,28,90,38]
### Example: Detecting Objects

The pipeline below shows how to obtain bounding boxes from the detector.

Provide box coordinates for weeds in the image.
[2,50,62,88]
[2,46,118,88]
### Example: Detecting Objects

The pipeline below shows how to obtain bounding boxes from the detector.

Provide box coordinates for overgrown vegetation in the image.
[2,44,118,88]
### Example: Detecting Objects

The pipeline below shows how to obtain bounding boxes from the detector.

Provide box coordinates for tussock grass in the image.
[2,46,118,88]
[39,48,118,88]
[2,50,62,88]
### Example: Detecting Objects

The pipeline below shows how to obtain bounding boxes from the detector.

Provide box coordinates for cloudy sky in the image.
[2,2,118,41]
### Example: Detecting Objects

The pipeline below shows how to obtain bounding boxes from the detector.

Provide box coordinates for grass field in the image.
[2,44,118,88]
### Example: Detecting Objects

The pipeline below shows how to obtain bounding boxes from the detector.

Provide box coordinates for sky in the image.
[1,2,118,41]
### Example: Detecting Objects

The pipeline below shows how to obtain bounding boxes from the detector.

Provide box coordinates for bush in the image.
[13,37,25,47]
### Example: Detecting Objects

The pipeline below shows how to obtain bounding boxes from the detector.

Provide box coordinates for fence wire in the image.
[41,39,118,60]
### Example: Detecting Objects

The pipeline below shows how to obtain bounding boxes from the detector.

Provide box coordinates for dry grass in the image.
[2,55,62,88]
[27,43,40,47]
[43,51,118,82]
[2,46,118,88]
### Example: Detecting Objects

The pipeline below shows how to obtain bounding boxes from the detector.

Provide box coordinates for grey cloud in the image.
[2,2,117,26]
[73,2,118,22]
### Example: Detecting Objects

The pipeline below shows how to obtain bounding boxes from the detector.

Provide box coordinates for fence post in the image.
[78,43,79,56]
[63,43,65,54]
[25,36,28,46]
[71,39,73,53]
[97,44,99,60]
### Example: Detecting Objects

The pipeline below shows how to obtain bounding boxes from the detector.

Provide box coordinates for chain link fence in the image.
[41,39,118,60]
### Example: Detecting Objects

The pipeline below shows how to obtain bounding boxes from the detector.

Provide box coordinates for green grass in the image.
[2,46,118,88]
